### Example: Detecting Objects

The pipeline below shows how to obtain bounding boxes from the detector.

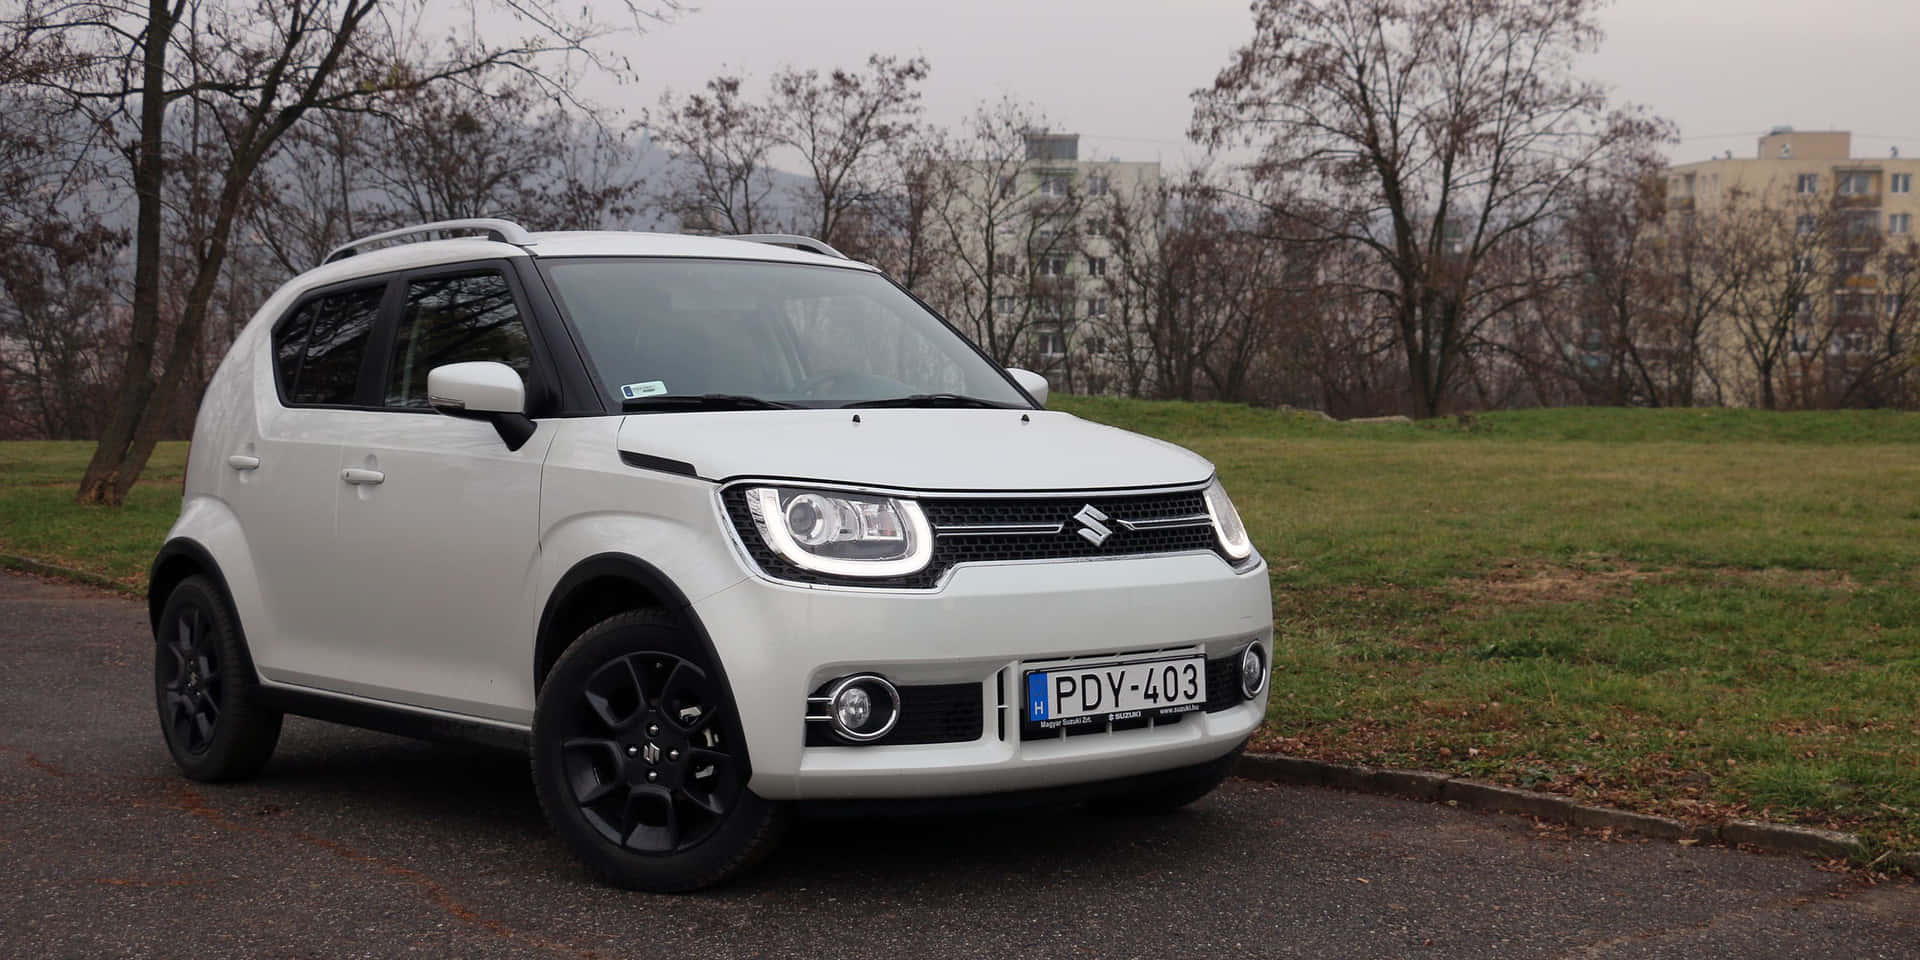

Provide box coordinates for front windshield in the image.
[542,259,1033,410]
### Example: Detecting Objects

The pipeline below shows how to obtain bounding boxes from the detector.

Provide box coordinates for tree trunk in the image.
[76,0,175,506]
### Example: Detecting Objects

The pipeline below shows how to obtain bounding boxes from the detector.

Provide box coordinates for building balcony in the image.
[1666,195,1695,211]
[1834,192,1882,209]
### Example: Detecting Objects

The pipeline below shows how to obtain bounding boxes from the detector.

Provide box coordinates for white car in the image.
[149,219,1273,891]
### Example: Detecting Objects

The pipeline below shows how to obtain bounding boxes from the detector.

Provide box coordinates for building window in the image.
[1838,171,1874,195]
[1087,174,1110,196]
[1087,256,1107,276]
[1795,214,1817,236]
[1037,330,1067,357]
[1792,254,1814,273]
[1796,173,1819,194]
[993,253,1017,274]
[1039,173,1072,197]
[998,175,1016,199]
[1843,210,1880,239]
[1087,296,1109,317]
[1084,336,1107,355]
[1835,293,1877,317]
[1084,217,1107,238]
[994,296,1016,315]
[1891,213,1912,235]
[1893,173,1913,194]
[1038,255,1068,277]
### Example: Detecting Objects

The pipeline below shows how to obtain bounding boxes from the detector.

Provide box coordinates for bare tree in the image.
[5,0,669,505]
[0,220,127,438]
[767,54,929,254]
[366,75,641,231]
[1837,241,1920,407]
[1193,0,1668,417]
[646,75,779,234]
[923,99,1089,371]
[1718,190,1850,409]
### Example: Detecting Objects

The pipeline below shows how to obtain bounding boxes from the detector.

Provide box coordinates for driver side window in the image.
[385,272,532,408]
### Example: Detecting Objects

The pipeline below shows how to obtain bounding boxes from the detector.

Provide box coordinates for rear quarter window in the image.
[271,285,385,406]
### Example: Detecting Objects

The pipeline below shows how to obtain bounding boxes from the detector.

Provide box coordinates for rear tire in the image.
[1086,744,1242,815]
[532,609,784,892]
[153,575,283,781]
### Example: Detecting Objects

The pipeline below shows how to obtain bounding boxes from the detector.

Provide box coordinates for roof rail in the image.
[321,218,536,267]
[727,233,848,260]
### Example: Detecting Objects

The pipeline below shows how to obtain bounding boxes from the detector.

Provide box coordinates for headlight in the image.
[1202,478,1254,561]
[744,486,933,577]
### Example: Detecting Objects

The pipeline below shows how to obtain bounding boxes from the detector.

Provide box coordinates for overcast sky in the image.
[574,0,1920,166]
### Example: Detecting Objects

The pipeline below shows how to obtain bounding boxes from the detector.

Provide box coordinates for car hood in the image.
[614,409,1213,492]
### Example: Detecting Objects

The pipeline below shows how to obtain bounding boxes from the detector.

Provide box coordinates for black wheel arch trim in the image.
[149,538,240,634]
[534,552,749,779]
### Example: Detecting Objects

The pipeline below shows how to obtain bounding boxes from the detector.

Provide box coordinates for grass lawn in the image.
[1058,398,1920,865]
[0,442,187,589]
[3,405,1917,863]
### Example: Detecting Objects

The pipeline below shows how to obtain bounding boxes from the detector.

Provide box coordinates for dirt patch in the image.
[1451,559,1665,606]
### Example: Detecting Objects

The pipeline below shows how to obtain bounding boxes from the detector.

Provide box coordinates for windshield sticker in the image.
[620,381,668,400]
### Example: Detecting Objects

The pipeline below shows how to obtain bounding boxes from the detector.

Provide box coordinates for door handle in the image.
[227,454,261,471]
[341,467,385,486]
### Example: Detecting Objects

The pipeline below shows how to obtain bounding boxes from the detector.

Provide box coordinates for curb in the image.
[1235,752,1884,868]
[0,554,141,598]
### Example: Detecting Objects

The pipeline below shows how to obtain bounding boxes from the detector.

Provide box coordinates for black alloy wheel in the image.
[533,609,784,892]
[160,599,224,754]
[558,650,740,853]
[153,575,282,781]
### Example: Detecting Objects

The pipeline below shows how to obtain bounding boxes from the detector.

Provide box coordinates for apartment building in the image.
[932,132,1161,394]
[1665,129,1919,404]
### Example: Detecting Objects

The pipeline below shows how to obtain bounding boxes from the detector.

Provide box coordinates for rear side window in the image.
[273,285,384,406]
[385,272,533,408]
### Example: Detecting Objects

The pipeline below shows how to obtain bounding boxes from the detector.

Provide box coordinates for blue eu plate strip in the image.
[1027,673,1049,721]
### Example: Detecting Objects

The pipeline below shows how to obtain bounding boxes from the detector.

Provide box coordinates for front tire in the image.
[532,609,784,892]
[154,575,283,781]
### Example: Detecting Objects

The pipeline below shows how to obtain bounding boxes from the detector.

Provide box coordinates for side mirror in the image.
[428,361,524,414]
[1008,368,1049,408]
[427,361,536,450]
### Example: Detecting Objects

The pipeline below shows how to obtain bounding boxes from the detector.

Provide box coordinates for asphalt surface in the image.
[1,573,1915,959]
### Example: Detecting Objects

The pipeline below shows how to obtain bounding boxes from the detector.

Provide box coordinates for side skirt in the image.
[255,685,532,753]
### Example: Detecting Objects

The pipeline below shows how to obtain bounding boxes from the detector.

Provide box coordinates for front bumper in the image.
[692,552,1273,801]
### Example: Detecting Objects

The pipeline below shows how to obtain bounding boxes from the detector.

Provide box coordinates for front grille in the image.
[724,486,1222,589]
[805,682,985,747]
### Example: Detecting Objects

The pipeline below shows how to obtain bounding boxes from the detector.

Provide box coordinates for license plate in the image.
[1023,653,1207,732]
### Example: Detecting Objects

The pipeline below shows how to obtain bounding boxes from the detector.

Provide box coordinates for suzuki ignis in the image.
[149,220,1272,891]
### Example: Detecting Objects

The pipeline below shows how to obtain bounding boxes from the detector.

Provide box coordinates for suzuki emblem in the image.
[1073,505,1114,546]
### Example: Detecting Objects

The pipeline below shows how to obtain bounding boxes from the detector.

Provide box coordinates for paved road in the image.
[1,573,1914,959]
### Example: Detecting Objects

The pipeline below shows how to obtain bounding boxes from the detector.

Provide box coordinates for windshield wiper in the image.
[621,393,799,413]
[842,393,1021,410]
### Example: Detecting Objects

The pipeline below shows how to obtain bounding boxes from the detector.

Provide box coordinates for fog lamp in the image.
[827,674,900,742]
[1239,642,1268,700]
